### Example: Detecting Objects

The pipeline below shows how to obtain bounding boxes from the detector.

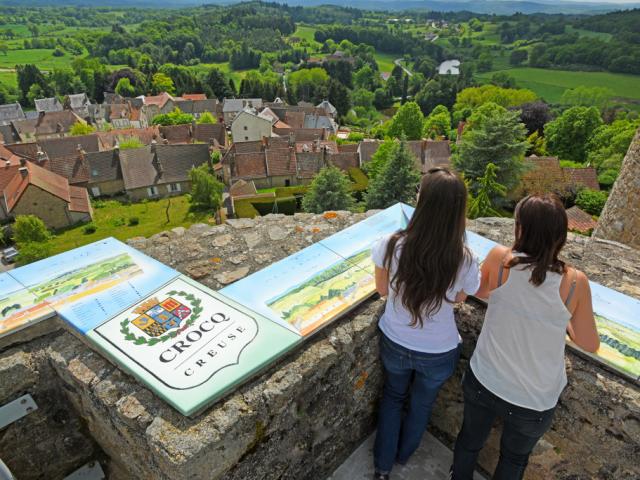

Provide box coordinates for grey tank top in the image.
[471,259,575,411]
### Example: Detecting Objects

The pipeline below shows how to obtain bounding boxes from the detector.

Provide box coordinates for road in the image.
[394,58,412,77]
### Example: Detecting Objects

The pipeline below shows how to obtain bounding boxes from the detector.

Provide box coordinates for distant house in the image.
[86,148,124,197]
[304,113,338,134]
[566,206,597,234]
[141,92,180,115]
[357,139,451,172]
[325,50,356,65]
[158,121,227,147]
[222,98,263,124]
[2,160,92,229]
[0,145,29,219]
[0,103,26,126]
[517,156,600,198]
[63,93,92,119]
[316,100,338,119]
[96,126,160,151]
[177,98,218,120]
[438,60,460,75]
[231,108,273,143]
[182,93,207,101]
[118,143,212,201]
[35,97,63,113]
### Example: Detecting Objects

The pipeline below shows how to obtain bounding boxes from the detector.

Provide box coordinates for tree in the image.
[328,79,351,118]
[526,131,547,156]
[152,108,194,126]
[17,242,52,266]
[70,121,96,136]
[415,77,459,115]
[561,86,613,111]
[115,77,136,97]
[0,43,8,56]
[13,215,51,244]
[467,163,507,219]
[363,139,396,181]
[453,102,528,193]
[510,49,528,66]
[188,164,224,212]
[518,101,552,135]
[197,111,217,124]
[202,67,234,100]
[490,72,516,89]
[16,64,48,103]
[302,166,355,213]
[388,101,424,140]
[575,189,608,216]
[544,106,602,162]
[454,85,537,117]
[151,72,175,95]
[423,105,451,139]
[365,137,421,209]
[586,118,639,188]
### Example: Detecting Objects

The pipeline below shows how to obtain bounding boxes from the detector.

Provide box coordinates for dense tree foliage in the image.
[544,106,603,162]
[388,102,424,140]
[302,166,355,213]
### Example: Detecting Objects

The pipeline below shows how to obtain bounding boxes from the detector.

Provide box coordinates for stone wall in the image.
[1,212,639,480]
[595,127,640,249]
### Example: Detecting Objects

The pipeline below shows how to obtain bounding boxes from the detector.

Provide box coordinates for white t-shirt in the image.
[371,233,481,353]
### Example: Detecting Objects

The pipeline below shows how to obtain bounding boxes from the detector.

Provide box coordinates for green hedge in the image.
[234,196,297,218]
[275,185,308,197]
[348,167,369,192]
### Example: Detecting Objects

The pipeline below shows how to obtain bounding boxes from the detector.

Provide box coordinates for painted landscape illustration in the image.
[593,314,639,378]
[0,284,52,337]
[267,249,375,336]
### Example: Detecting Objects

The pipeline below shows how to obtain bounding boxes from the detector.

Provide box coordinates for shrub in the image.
[234,199,259,218]
[274,185,308,197]
[111,217,125,227]
[128,216,139,226]
[83,223,97,234]
[17,242,52,266]
[92,200,107,209]
[348,167,369,192]
[251,196,297,216]
[13,215,50,244]
[575,189,608,216]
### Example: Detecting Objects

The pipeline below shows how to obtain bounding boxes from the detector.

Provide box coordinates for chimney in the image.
[261,136,268,150]
[114,141,120,160]
[313,134,320,152]
[19,157,26,167]
[288,131,295,148]
[36,147,47,164]
[19,166,28,178]
[77,143,85,161]
[36,111,45,127]
[56,122,64,137]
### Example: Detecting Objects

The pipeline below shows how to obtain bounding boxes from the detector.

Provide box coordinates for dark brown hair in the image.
[508,194,567,285]
[383,168,471,328]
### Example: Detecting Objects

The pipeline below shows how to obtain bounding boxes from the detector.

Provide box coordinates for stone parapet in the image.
[1,213,639,479]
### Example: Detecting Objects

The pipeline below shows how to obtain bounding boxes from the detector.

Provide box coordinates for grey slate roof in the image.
[34,97,63,113]
[0,103,25,124]
[87,150,122,184]
[303,114,337,133]
[37,134,100,160]
[119,144,210,191]
[222,98,262,113]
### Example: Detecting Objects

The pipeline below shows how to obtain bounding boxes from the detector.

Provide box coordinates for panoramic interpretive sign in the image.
[1,204,637,417]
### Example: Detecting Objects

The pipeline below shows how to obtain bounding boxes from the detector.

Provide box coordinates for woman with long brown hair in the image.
[372,168,480,480]
[451,194,600,480]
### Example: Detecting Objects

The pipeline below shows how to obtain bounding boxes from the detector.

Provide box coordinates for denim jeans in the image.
[452,367,557,480]
[373,332,461,474]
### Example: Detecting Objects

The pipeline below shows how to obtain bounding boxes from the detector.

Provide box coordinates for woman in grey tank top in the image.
[451,194,600,480]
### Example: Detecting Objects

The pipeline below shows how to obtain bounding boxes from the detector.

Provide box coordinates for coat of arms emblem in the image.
[131,297,192,337]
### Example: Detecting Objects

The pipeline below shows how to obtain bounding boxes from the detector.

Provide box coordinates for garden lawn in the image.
[374,52,397,73]
[476,67,640,104]
[48,196,210,256]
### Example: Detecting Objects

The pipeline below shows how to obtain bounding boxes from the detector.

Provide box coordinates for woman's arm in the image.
[567,271,600,353]
[474,245,509,299]
[375,266,389,297]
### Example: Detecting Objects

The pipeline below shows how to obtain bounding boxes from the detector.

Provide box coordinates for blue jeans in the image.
[452,367,557,480]
[374,332,461,474]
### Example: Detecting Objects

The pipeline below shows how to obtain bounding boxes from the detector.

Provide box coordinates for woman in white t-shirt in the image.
[371,168,480,480]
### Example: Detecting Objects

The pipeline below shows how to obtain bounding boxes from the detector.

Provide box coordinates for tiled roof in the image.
[182,94,207,101]
[338,143,358,153]
[87,150,121,183]
[0,145,25,193]
[564,167,600,191]
[13,110,84,138]
[68,185,92,213]
[275,128,326,142]
[96,127,160,150]
[316,100,337,116]
[37,134,100,160]
[0,103,25,123]
[47,153,90,185]
[0,124,19,143]
[329,152,358,170]
[234,152,268,179]
[284,111,305,129]
[233,141,264,154]
[159,124,192,144]
[66,93,91,110]
[108,104,130,121]
[119,144,209,190]
[423,140,451,170]
[143,92,176,109]
[4,160,71,211]
[185,99,218,115]
[566,206,597,233]
[193,123,226,145]
[34,97,63,113]
[229,179,257,197]
[296,152,323,178]
[266,148,296,176]
[4,142,39,160]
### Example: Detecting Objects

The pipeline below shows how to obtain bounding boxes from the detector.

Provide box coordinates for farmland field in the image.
[476,67,640,104]
[0,49,74,71]
[374,52,397,73]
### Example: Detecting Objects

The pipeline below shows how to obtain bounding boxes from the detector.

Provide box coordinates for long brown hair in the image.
[508,194,567,285]
[383,168,471,328]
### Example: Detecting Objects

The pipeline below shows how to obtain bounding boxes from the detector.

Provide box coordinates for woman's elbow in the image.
[376,285,388,297]
[584,336,600,353]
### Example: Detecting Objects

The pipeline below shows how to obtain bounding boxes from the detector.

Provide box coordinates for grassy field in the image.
[476,67,640,104]
[566,26,612,41]
[292,25,318,43]
[374,52,397,73]
[0,49,74,71]
[0,70,17,88]
[48,197,210,256]
[191,62,248,87]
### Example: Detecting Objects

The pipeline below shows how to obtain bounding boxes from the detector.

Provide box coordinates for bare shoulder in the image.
[487,245,510,264]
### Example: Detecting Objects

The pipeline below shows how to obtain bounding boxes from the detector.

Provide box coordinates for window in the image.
[244,136,249,141]
[147,186,158,197]
[243,125,248,131]
[168,183,181,193]
[91,187,101,197]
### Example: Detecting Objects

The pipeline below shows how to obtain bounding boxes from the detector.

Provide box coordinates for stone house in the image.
[11,110,86,142]
[141,92,180,115]
[118,143,212,201]
[177,98,219,120]
[34,97,63,113]
[357,139,452,173]
[0,145,29,219]
[231,109,272,143]
[516,155,600,198]
[316,100,338,119]
[86,148,125,197]
[566,206,598,234]
[2,159,92,229]
[96,127,161,150]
